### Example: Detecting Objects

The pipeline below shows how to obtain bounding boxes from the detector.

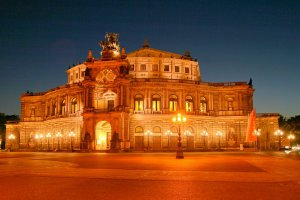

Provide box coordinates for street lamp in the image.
[56,132,62,151]
[172,113,186,159]
[69,131,75,152]
[164,130,172,151]
[201,130,208,150]
[274,130,284,150]
[35,134,44,151]
[8,134,15,151]
[39,134,44,150]
[144,130,152,151]
[184,130,191,151]
[46,133,52,151]
[253,129,261,151]
[216,131,222,150]
[287,134,295,148]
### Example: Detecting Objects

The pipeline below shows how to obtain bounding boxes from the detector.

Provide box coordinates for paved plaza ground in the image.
[0,151,300,200]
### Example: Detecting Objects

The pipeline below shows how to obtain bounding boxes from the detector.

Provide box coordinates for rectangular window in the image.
[185,67,190,74]
[152,64,158,71]
[135,100,144,111]
[81,71,85,77]
[140,64,146,71]
[200,103,207,112]
[76,73,78,78]
[169,101,177,111]
[108,100,114,112]
[175,66,180,72]
[152,100,161,111]
[164,65,169,72]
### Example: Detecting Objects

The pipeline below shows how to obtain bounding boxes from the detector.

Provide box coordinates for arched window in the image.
[169,95,178,112]
[227,98,233,111]
[200,96,207,113]
[71,98,78,113]
[152,94,161,112]
[153,126,161,133]
[52,102,57,116]
[60,99,66,115]
[170,126,178,133]
[134,94,144,111]
[135,126,144,133]
[185,96,193,112]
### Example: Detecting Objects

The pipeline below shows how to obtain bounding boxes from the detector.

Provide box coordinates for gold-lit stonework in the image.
[6,33,279,152]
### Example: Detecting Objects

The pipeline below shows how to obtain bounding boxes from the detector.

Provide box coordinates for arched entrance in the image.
[95,121,111,150]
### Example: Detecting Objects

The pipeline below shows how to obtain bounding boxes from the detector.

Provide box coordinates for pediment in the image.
[127,47,183,59]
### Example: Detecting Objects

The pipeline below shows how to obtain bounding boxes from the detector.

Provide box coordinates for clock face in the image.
[96,69,116,83]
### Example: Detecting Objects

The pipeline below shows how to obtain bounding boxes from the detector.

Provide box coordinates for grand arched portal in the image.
[95,121,111,150]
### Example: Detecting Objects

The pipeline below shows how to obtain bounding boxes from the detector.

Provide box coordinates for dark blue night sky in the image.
[0,0,299,117]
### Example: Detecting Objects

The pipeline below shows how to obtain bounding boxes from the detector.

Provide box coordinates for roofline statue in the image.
[99,33,121,60]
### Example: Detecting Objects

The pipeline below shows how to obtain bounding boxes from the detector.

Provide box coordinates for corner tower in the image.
[81,33,131,151]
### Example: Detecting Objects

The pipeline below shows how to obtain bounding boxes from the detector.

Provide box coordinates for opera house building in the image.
[6,33,279,152]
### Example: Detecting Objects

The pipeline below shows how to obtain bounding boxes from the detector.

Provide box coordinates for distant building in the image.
[6,33,279,151]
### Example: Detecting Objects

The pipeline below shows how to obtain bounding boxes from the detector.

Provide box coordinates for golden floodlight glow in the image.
[144,130,152,135]
[274,129,284,136]
[216,131,222,136]
[288,134,295,140]
[56,132,62,138]
[8,134,16,140]
[201,130,208,136]
[69,131,75,137]
[254,129,261,136]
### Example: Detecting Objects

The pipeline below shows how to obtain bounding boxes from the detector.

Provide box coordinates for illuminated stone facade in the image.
[6,33,279,151]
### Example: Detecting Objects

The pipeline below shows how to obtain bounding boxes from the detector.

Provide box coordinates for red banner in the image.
[246,109,257,142]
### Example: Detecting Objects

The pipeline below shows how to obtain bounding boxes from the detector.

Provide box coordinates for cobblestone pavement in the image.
[0,151,299,200]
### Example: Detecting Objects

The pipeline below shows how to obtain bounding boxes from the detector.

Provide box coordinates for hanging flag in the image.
[246,109,257,142]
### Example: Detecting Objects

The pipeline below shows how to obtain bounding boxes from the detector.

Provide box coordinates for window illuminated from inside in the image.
[60,99,66,115]
[134,94,144,111]
[71,98,78,113]
[169,95,178,112]
[200,96,207,113]
[152,94,161,111]
[185,96,193,112]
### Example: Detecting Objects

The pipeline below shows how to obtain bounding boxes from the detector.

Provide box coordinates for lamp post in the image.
[216,131,222,150]
[8,134,15,151]
[274,130,284,150]
[69,131,75,152]
[35,134,40,151]
[165,130,172,151]
[56,132,62,151]
[39,134,44,150]
[46,133,51,151]
[172,113,186,159]
[254,129,261,151]
[201,130,208,150]
[287,134,295,148]
[184,130,191,151]
[144,130,152,151]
